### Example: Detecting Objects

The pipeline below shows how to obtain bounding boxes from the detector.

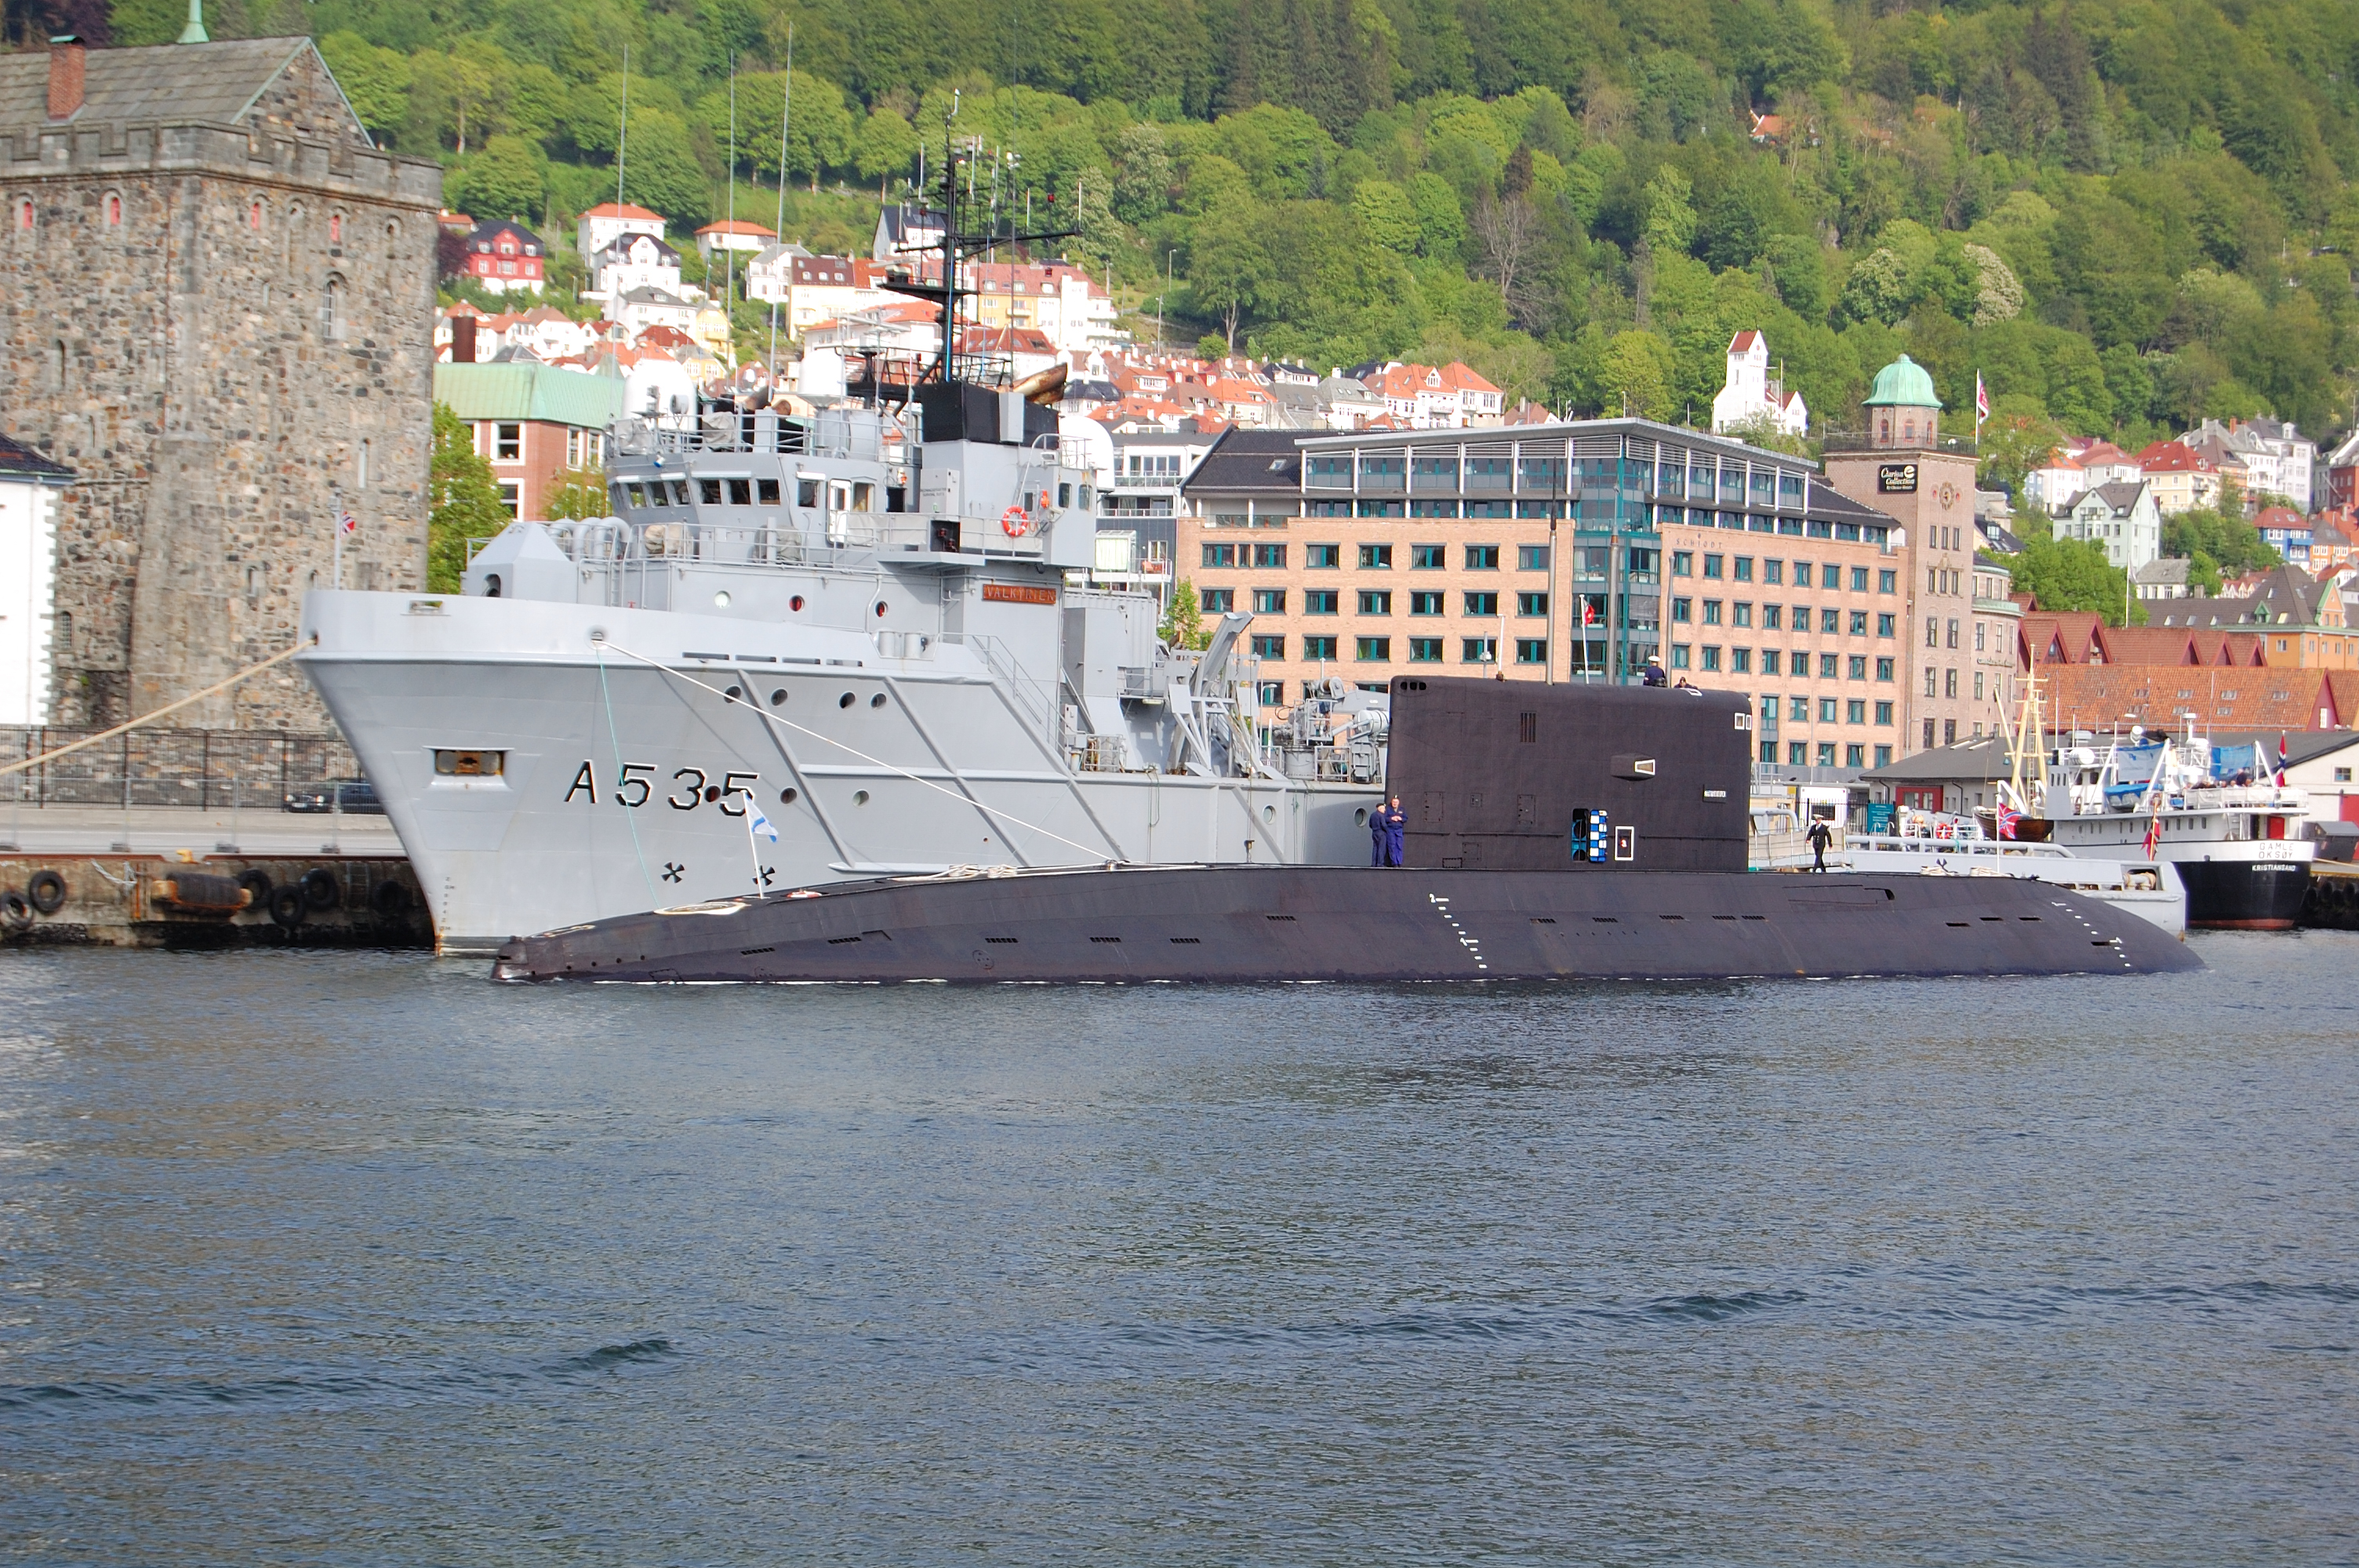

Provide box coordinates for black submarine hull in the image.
[491,865,2201,983]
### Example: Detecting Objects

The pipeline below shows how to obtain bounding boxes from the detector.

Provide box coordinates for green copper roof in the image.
[1863,354,1942,408]
[433,361,626,429]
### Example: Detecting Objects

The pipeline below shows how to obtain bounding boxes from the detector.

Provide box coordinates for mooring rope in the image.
[0,637,314,781]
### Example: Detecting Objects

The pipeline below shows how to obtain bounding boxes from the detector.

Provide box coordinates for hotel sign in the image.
[1877,463,1919,493]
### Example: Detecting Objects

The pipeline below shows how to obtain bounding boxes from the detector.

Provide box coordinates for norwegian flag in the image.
[1994,800,2022,840]
[337,510,358,536]
[1975,372,1990,423]
[1581,597,1599,627]
[2142,799,2164,858]
[2276,731,2288,787]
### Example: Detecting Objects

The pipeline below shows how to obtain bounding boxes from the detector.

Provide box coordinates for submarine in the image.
[490,678,2202,984]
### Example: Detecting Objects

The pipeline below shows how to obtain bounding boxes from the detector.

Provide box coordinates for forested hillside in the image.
[92,0,2359,466]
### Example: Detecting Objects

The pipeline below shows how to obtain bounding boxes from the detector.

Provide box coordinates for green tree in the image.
[1188,205,1276,351]
[449,136,549,224]
[318,33,413,145]
[427,404,508,593]
[1599,329,1676,420]
[2013,528,2143,626]
[1161,579,1212,649]
[2162,507,2279,575]
[1352,178,1419,252]
[852,107,918,185]
[618,107,711,226]
[543,468,612,522]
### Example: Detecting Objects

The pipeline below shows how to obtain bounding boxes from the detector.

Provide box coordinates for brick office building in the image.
[1177,420,1921,768]
[0,34,440,728]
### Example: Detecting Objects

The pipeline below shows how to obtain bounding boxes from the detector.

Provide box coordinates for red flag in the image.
[1975,372,1990,423]
[2276,731,2288,788]
[2143,811,2162,858]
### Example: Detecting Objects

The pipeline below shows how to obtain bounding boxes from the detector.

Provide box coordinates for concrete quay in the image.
[0,807,427,949]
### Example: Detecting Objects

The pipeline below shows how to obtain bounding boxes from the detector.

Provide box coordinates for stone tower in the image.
[1823,354,1986,756]
[0,34,441,728]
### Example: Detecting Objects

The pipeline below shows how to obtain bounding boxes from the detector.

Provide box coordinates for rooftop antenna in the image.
[177,0,207,43]
[768,25,793,383]
[616,45,629,210]
[725,53,736,310]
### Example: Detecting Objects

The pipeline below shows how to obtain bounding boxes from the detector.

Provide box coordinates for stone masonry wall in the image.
[0,85,440,731]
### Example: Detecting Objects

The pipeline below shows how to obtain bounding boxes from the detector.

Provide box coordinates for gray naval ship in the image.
[300,383,1387,953]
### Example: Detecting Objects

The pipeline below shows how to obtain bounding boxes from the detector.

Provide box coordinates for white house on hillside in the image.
[1710,330,1808,437]
[577,201,667,259]
[2054,479,2164,573]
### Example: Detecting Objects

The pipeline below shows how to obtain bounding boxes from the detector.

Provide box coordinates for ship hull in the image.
[300,592,1376,952]
[2170,858,2311,930]
[492,866,2203,984]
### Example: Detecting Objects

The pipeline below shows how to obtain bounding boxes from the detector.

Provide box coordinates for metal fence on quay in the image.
[0,728,359,809]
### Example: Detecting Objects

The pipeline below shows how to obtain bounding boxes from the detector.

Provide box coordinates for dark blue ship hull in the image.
[491,865,2201,984]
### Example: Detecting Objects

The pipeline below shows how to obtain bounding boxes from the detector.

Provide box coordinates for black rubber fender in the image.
[1,891,31,932]
[370,880,412,916]
[26,869,66,915]
[300,867,341,911]
[235,869,272,909]
[269,884,308,928]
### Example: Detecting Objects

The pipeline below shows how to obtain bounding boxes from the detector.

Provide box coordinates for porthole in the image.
[1262,804,1276,823]
[769,688,787,706]
[1354,808,1369,826]
[874,601,889,617]
[852,789,870,805]
[790,594,805,611]
[838,691,855,708]
[780,787,799,804]
[714,590,731,608]
[724,685,743,702]
[869,692,886,709]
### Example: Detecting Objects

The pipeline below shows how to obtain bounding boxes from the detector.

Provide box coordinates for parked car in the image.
[2303,818,2358,862]
[282,779,384,815]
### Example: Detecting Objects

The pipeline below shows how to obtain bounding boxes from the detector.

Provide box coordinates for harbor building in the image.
[1821,356,1988,753]
[1178,421,1917,742]
[0,32,441,728]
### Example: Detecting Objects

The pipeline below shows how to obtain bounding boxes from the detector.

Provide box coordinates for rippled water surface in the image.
[2,937,2356,1564]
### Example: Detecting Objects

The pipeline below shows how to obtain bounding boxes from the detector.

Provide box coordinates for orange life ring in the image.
[1001,506,1030,537]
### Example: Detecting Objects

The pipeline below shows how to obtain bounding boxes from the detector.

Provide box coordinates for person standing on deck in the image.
[1371,795,1407,867]
[1807,818,1833,872]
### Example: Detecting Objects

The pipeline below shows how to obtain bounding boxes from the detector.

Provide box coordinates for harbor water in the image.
[2,938,2355,1563]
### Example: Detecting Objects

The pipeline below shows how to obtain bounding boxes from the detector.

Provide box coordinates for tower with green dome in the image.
[1863,354,1943,449]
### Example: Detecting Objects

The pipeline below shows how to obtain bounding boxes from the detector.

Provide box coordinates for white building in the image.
[576,201,667,260]
[0,434,71,725]
[872,202,946,260]
[587,233,690,305]
[2024,438,2143,514]
[742,241,812,304]
[2185,416,2316,510]
[1710,330,1808,438]
[2054,478,2164,572]
[609,286,702,338]
[692,219,776,262]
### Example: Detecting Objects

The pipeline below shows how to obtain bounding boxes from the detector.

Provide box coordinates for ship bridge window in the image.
[758,478,780,505]
[729,479,754,506]
[798,479,820,507]
[624,482,646,507]
[699,479,723,505]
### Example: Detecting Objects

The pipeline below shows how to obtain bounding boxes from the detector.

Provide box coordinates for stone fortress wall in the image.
[0,40,442,730]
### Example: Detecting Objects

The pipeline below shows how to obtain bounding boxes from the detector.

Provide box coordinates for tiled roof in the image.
[2038,664,2346,731]
[0,37,359,140]
[583,202,664,221]
[0,431,74,485]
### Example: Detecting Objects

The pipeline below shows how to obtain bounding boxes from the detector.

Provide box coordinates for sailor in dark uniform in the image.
[1370,795,1408,867]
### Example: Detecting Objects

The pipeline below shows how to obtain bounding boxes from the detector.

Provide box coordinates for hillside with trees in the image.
[86,0,2359,469]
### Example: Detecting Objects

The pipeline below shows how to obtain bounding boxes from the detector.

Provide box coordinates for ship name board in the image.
[982,583,1059,605]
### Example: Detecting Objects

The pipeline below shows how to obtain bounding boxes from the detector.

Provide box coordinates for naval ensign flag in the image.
[743,792,779,895]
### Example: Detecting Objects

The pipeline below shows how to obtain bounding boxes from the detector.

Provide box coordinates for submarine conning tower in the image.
[1387,677,1754,873]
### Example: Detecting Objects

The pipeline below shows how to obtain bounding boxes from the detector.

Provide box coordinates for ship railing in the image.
[945,632,1058,749]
